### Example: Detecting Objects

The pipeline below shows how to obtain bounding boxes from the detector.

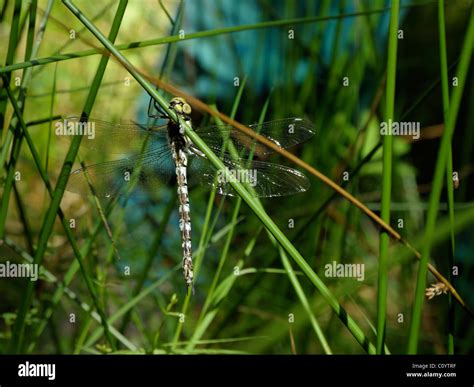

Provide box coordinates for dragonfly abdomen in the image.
[172,141,194,288]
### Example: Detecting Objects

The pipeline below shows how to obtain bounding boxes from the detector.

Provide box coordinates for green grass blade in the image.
[63,2,378,353]
[392,207,474,282]
[0,0,44,239]
[172,80,248,347]
[84,270,178,350]
[407,6,474,354]
[24,0,37,62]
[437,0,455,355]
[376,0,399,354]
[119,195,176,333]
[1,4,427,75]
[11,180,34,254]
[0,121,22,239]
[280,248,332,354]
[0,0,21,128]
[9,0,128,353]
[184,229,259,351]
[197,82,248,310]
[2,238,137,351]
[187,123,376,353]
[29,200,126,351]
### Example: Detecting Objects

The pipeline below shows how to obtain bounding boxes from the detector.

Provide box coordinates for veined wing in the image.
[188,148,310,198]
[67,145,175,198]
[57,117,169,154]
[194,117,315,157]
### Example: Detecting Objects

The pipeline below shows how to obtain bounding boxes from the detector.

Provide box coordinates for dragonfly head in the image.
[169,97,192,116]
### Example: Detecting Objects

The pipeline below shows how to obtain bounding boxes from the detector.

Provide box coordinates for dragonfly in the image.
[61,97,315,289]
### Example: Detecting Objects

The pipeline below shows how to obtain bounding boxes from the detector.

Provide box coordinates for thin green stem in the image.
[3,238,136,351]
[0,0,52,238]
[172,82,247,347]
[0,3,434,75]
[62,0,459,354]
[9,0,128,353]
[407,7,474,354]
[280,248,332,354]
[377,0,399,354]
[29,199,125,351]
[187,121,376,353]
[437,0,455,355]
[119,195,176,334]
[0,0,21,129]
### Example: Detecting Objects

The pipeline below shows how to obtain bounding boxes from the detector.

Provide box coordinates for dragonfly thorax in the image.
[167,97,193,151]
[167,120,191,151]
[169,97,192,116]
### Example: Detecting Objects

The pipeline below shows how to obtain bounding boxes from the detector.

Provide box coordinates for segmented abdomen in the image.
[172,142,193,288]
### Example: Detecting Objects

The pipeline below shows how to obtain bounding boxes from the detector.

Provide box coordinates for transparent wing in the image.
[188,148,310,198]
[63,116,313,198]
[66,145,175,198]
[194,117,315,157]
[58,117,169,154]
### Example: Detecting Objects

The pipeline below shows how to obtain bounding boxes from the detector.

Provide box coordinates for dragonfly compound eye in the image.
[182,103,192,115]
